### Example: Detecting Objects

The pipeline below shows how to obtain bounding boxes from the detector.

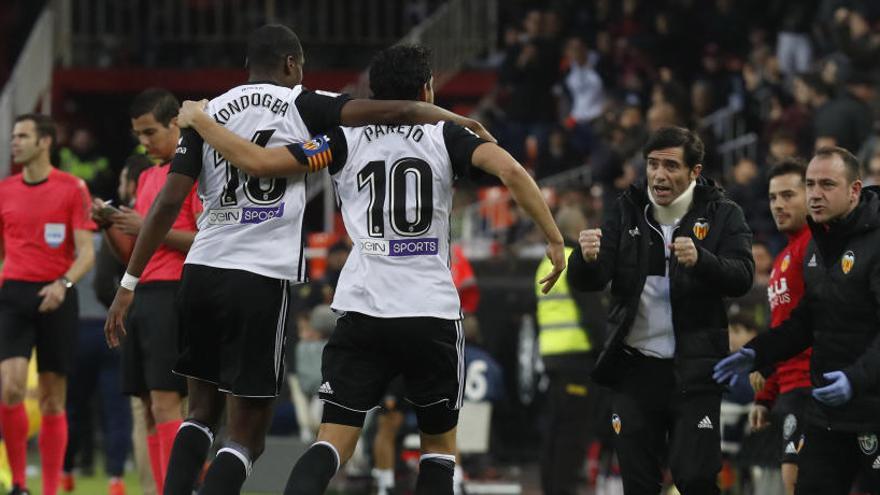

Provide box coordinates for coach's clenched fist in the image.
[671,236,698,267]
[579,228,602,261]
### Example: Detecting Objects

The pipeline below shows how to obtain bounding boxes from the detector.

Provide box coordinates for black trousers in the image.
[610,354,721,495]
[540,367,607,495]
[795,424,880,495]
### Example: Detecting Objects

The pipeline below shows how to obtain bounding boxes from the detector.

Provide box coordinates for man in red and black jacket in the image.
[750,159,812,495]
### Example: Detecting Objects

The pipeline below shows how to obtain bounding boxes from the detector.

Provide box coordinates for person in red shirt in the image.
[749,159,812,495]
[0,113,96,495]
[95,89,201,495]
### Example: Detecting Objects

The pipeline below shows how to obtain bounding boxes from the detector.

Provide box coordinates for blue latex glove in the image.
[712,348,756,386]
[812,371,853,406]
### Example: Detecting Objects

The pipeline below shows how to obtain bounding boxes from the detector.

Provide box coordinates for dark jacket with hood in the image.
[567,177,754,392]
[747,186,880,432]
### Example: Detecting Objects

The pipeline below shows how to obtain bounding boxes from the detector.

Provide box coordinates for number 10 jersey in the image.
[290,121,486,319]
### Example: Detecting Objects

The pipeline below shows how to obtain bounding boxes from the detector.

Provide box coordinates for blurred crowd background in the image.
[3,0,880,493]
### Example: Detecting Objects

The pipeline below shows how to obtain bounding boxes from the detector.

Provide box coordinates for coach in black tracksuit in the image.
[568,127,754,495]
[716,147,880,494]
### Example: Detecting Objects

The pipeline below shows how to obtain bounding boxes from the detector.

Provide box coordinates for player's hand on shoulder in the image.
[177,99,209,128]
[539,241,566,294]
[105,287,134,348]
[579,228,602,262]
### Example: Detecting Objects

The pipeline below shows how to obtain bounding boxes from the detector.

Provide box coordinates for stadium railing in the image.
[343,0,499,97]
[56,0,451,67]
[0,6,55,178]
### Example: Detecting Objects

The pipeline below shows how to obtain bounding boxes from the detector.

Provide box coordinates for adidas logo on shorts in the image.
[697,416,713,429]
[318,382,334,395]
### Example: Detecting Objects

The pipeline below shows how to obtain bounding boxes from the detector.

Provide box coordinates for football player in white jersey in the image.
[176,44,565,495]
[104,26,495,495]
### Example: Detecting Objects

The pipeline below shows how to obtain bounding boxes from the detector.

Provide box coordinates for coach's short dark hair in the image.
[247,24,303,73]
[129,88,179,127]
[369,45,433,101]
[14,113,56,146]
[643,126,705,169]
[768,157,807,184]
[814,146,861,182]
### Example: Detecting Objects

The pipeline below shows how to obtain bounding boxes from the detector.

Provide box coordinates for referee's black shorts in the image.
[121,281,187,397]
[174,264,290,398]
[0,280,78,374]
[319,311,464,414]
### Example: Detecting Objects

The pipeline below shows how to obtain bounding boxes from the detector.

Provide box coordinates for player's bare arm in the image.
[179,99,308,177]
[470,142,565,293]
[38,228,95,313]
[340,99,495,143]
[105,173,195,347]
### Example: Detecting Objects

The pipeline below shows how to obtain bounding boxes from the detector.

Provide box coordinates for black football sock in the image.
[283,441,340,495]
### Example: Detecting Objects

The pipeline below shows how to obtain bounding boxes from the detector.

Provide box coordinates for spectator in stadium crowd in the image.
[498,9,560,161]
[560,36,605,157]
[747,159,813,495]
[808,73,873,154]
[716,146,880,494]
[0,113,97,495]
[86,154,155,495]
[727,157,775,243]
[536,206,606,495]
[101,89,202,495]
[569,126,754,494]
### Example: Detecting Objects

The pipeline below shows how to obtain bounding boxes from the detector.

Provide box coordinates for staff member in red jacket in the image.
[0,113,96,495]
[750,159,813,495]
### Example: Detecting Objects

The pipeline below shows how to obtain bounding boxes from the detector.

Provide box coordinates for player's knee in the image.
[1,383,25,406]
[149,393,182,423]
[414,401,459,437]
[38,393,65,414]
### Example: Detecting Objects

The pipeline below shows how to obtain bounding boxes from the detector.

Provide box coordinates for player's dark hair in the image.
[369,45,432,101]
[814,146,861,182]
[123,153,153,186]
[767,157,806,184]
[247,24,303,73]
[14,113,56,146]
[129,88,180,127]
[643,126,705,169]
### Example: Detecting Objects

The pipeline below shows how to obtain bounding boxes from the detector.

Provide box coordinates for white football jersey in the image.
[290,121,486,319]
[171,82,350,281]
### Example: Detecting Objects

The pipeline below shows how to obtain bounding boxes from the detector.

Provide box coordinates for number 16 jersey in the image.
[288,121,486,320]
[171,82,351,282]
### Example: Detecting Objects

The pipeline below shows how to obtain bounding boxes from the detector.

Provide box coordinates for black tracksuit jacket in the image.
[747,187,880,432]
[568,178,755,392]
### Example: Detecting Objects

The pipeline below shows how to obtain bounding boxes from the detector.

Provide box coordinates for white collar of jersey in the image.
[648,179,696,226]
